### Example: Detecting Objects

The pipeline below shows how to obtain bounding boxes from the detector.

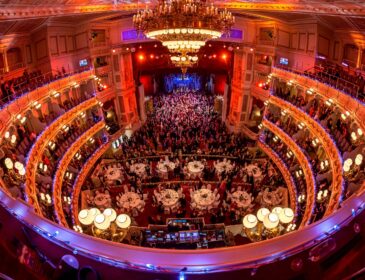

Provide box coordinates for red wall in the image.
[140,75,154,96]
[215,74,227,95]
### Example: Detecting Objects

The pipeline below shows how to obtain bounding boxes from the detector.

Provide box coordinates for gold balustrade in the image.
[0,69,95,136]
[25,98,99,214]
[53,121,106,227]
[257,140,297,213]
[262,119,316,228]
[71,141,111,226]
[269,95,344,217]
[271,67,365,134]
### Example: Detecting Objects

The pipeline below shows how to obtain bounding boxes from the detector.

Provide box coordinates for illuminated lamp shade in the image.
[14,161,23,171]
[272,207,283,215]
[78,209,94,226]
[355,154,363,166]
[257,208,270,222]
[344,158,353,168]
[10,134,17,144]
[116,214,131,229]
[343,164,350,172]
[279,208,294,224]
[103,208,117,222]
[89,207,101,218]
[94,214,110,230]
[263,213,279,229]
[18,167,26,176]
[358,128,363,136]
[351,132,357,141]
[242,214,258,229]
[4,158,13,169]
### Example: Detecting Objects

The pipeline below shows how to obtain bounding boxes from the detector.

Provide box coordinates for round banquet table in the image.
[192,189,215,209]
[214,161,234,174]
[187,161,204,177]
[159,189,179,208]
[156,161,176,173]
[130,163,147,178]
[104,167,123,181]
[117,192,143,212]
[93,193,111,208]
[262,189,281,207]
[244,164,262,179]
[231,190,252,209]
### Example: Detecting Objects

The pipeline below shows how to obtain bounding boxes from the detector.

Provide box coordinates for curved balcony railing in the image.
[71,141,111,226]
[0,68,94,110]
[0,183,364,275]
[25,98,99,214]
[52,121,106,227]
[267,95,344,217]
[273,66,364,103]
[262,118,316,227]
[257,141,297,213]
[271,67,365,127]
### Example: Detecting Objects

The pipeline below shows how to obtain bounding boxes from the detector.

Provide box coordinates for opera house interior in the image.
[0,1,365,279]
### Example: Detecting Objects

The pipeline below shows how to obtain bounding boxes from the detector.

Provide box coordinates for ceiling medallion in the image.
[133,0,235,58]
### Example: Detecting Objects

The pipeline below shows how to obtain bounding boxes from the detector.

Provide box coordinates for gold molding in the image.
[263,119,315,228]
[71,141,111,226]
[53,121,106,227]
[269,95,344,217]
[25,98,98,214]
[257,140,297,213]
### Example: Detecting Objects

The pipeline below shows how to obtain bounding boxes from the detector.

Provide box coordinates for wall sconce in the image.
[297,122,304,130]
[51,91,60,98]
[311,138,320,147]
[317,189,329,202]
[62,125,70,133]
[258,123,263,129]
[32,101,42,109]
[295,169,303,178]
[75,153,82,160]
[89,137,95,144]
[38,162,48,172]
[281,110,287,116]
[4,158,14,170]
[341,111,350,120]
[48,141,56,150]
[286,151,293,158]
[16,114,27,124]
[355,154,363,166]
[306,88,314,95]
[298,194,306,203]
[325,99,333,106]
[320,160,329,170]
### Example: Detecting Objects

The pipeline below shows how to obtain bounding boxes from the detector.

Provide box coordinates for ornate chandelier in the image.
[170,54,198,74]
[133,0,235,54]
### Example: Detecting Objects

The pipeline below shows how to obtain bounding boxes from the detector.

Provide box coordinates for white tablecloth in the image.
[192,189,215,209]
[214,161,234,174]
[130,163,147,178]
[104,167,123,181]
[158,189,179,208]
[244,164,262,179]
[93,193,112,208]
[261,189,282,207]
[231,191,252,209]
[156,161,176,173]
[187,161,204,177]
[117,192,143,212]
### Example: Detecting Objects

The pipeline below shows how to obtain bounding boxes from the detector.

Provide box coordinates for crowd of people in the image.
[304,63,365,101]
[0,66,90,106]
[82,91,289,232]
